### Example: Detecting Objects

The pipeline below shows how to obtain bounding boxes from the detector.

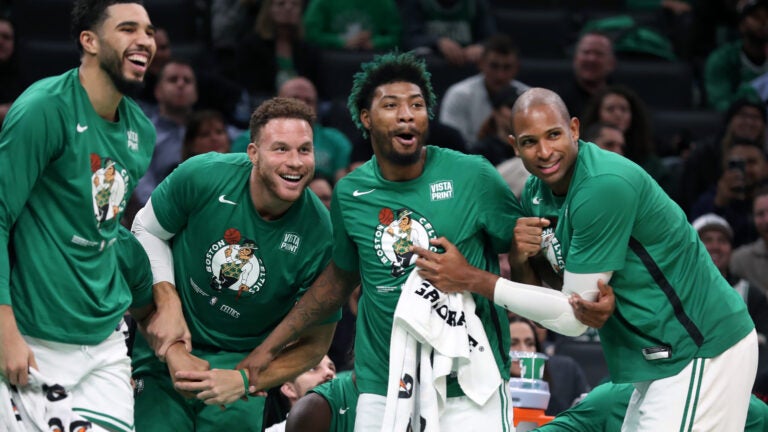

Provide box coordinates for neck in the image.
[742,40,767,65]
[249,168,292,221]
[159,105,191,126]
[577,77,605,95]
[376,147,427,182]
[79,63,122,121]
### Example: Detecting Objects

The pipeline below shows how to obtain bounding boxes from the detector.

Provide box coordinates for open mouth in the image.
[280,173,303,184]
[394,132,416,146]
[538,160,561,175]
[126,53,149,72]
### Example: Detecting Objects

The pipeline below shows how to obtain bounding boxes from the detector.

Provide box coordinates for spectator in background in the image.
[0,17,23,127]
[181,110,231,161]
[303,0,401,51]
[732,187,768,293]
[401,0,496,66]
[704,0,768,112]
[309,177,333,210]
[236,0,319,102]
[678,98,766,214]
[690,138,767,247]
[134,59,198,205]
[137,27,171,107]
[555,31,616,118]
[233,77,352,183]
[581,85,670,192]
[508,316,591,416]
[440,34,529,149]
[474,85,520,166]
[581,122,626,156]
[693,214,768,346]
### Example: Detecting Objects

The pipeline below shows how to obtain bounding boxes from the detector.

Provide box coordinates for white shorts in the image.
[354,383,512,432]
[622,329,758,432]
[24,330,134,432]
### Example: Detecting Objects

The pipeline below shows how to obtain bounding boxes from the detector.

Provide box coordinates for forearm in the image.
[0,305,19,337]
[258,262,357,358]
[249,322,336,391]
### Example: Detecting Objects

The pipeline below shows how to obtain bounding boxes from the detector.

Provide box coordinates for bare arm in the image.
[237,262,359,393]
[413,237,614,336]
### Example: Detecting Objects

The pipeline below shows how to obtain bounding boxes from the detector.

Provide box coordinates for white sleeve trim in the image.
[131,198,176,285]
[493,270,612,337]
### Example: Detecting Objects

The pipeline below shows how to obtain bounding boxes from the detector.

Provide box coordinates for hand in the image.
[166,344,210,399]
[569,280,615,328]
[437,37,465,65]
[413,237,485,294]
[236,346,275,395]
[174,369,250,406]
[513,217,550,264]
[145,282,192,361]
[0,306,38,386]
[345,31,372,50]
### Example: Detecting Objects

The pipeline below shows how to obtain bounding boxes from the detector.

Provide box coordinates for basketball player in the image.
[412,88,758,431]
[236,51,524,431]
[0,1,158,430]
[131,97,339,431]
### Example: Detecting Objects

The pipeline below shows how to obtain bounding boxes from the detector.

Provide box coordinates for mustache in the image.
[392,126,420,136]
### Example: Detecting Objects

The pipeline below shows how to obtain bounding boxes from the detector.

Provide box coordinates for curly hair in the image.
[71,0,143,53]
[249,97,315,144]
[347,51,436,138]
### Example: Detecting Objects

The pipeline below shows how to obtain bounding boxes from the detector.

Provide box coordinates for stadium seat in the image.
[615,61,693,109]
[316,50,376,101]
[495,8,573,59]
[18,39,80,84]
[554,340,610,388]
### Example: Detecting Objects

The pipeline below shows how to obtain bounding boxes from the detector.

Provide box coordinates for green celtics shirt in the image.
[308,371,358,432]
[0,68,154,344]
[133,152,336,373]
[331,146,521,396]
[520,141,754,383]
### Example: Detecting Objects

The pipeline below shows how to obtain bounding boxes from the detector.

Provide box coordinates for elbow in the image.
[540,314,589,338]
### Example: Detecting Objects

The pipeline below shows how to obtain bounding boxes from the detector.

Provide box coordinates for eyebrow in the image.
[116,21,156,32]
[380,93,424,101]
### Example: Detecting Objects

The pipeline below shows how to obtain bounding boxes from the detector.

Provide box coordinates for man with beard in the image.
[130,97,339,431]
[237,51,527,430]
[704,0,768,112]
[0,1,159,431]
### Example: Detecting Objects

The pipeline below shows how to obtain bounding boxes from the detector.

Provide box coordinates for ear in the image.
[80,30,98,56]
[280,382,298,401]
[508,134,520,156]
[570,117,580,142]
[247,141,259,165]
[360,109,371,130]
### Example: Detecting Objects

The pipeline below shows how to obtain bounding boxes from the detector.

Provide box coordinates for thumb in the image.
[597,279,612,296]
[430,236,453,252]
[536,217,551,228]
[28,352,38,372]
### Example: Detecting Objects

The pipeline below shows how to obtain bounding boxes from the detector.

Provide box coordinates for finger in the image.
[411,244,435,259]
[28,353,38,372]
[175,370,209,381]
[429,236,453,251]
[175,380,209,392]
[247,367,258,394]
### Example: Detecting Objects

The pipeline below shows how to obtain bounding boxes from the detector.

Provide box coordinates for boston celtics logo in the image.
[205,228,267,300]
[374,207,438,277]
[90,153,129,229]
[541,225,565,275]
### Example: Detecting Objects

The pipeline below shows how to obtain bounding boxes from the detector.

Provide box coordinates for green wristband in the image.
[239,369,249,394]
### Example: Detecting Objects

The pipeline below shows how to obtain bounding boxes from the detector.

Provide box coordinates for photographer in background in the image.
[690,137,768,247]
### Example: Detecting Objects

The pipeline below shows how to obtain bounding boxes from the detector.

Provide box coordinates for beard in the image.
[99,44,145,98]
[370,126,426,167]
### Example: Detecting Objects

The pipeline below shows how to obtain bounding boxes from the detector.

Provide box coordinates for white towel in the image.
[382,270,502,431]
[0,369,92,432]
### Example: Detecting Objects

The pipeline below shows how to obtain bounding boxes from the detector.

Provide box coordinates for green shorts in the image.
[133,350,265,432]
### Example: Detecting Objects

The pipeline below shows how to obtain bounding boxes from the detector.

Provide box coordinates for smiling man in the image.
[131,97,339,431]
[237,51,524,431]
[411,87,758,431]
[0,1,158,431]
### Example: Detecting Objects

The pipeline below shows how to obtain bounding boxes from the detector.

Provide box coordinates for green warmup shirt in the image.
[520,141,754,383]
[0,68,154,344]
[133,152,339,374]
[533,382,768,431]
[308,371,359,432]
[331,146,522,396]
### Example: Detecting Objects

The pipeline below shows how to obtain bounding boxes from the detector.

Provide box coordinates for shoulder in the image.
[444,74,482,96]
[302,189,333,226]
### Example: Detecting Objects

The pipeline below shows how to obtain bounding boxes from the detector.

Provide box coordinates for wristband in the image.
[239,369,249,394]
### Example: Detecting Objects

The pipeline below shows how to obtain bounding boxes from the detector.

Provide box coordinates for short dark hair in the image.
[582,122,622,142]
[482,33,519,57]
[347,51,436,138]
[71,0,144,53]
[157,58,195,82]
[182,110,229,160]
[249,97,315,144]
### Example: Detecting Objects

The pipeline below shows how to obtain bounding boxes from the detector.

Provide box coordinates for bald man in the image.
[412,88,758,431]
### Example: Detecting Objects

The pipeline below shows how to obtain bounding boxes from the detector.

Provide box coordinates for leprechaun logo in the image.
[90,153,128,229]
[206,228,267,300]
[374,207,438,277]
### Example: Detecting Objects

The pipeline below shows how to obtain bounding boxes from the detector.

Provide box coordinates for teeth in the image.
[281,174,301,181]
[127,54,147,65]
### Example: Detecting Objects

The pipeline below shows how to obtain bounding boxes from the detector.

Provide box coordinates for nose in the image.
[322,366,336,380]
[397,104,414,123]
[286,149,304,167]
[536,141,553,160]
